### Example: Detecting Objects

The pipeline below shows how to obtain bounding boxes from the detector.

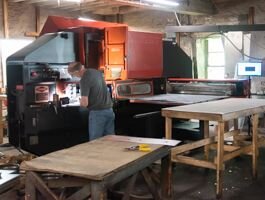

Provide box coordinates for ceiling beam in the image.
[112,0,216,15]
[176,0,216,15]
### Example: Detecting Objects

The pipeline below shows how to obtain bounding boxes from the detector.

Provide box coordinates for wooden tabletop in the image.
[20,135,176,180]
[162,98,265,121]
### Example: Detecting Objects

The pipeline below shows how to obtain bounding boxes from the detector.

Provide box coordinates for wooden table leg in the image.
[252,114,258,179]
[161,152,172,200]
[201,120,210,160]
[91,181,107,200]
[233,118,239,146]
[25,172,36,200]
[165,117,172,140]
[216,122,224,199]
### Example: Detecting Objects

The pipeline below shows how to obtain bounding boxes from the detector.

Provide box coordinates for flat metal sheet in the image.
[105,135,181,146]
[129,93,227,106]
[0,170,20,193]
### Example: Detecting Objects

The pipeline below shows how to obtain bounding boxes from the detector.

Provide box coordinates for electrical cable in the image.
[174,12,181,26]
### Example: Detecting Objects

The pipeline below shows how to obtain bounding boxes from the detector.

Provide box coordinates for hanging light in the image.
[143,0,179,7]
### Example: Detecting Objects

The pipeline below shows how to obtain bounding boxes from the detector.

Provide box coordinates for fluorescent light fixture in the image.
[143,0,179,7]
[64,0,81,2]
[78,17,95,22]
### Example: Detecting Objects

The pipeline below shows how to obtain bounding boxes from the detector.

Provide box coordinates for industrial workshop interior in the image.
[2,0,265,199]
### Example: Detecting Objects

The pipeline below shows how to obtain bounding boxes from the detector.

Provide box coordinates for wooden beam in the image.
[36,6,40,33]
[2,0,9,38]
[248,6,255,25]
[24,6,40,37]
[176,0,217,15]
[113,0,216,15]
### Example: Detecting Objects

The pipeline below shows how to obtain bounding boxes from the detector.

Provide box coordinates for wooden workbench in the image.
[162,98,265,198]
[21,135,179,200]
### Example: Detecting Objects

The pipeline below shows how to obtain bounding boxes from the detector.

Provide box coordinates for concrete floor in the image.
[172,147,265,200]
[111,146,265,200]
[2,136,265,200]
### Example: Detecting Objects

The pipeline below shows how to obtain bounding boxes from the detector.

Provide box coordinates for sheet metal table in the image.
[129,93,227,106]
[21,135,180,200]
[162,98,265,198]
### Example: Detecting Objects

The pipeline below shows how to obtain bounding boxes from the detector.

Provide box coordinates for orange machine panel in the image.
[104,27,127,80]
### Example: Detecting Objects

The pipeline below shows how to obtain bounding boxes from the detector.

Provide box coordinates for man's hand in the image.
[79,96,88,107]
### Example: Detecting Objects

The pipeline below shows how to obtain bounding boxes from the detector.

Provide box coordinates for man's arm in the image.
[80,96,88,107]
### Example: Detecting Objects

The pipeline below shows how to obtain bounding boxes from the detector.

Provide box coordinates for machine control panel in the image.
[27,64,71,82]
[29,68,60,81]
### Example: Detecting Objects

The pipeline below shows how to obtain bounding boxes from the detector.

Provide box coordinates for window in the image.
[0,39,33,86]
[207,37,225,79]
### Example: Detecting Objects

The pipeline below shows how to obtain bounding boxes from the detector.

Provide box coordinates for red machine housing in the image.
[41,16,163,81]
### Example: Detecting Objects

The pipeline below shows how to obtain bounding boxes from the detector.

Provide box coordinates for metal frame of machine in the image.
[7,16,185,155]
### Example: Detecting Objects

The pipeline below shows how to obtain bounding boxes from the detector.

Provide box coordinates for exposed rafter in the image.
[8,0,217,15]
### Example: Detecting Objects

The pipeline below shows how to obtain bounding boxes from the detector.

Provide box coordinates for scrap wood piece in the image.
[0,153,36,165]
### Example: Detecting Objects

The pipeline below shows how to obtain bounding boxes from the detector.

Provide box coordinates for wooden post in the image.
[202,120,210,160]
[25,6,40,37]
[91,182,107,200]
[252,114,258,179]
[2,0,9,38]
[216,121,224,199]
[161,152,172,199]
[165,117,172,139]
[36,6,41,34]
[248,7,255,25]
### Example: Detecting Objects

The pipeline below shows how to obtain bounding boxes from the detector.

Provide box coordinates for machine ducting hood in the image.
[7,32,76,64]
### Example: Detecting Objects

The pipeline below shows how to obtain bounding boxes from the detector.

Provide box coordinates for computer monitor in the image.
[237,62,262,76]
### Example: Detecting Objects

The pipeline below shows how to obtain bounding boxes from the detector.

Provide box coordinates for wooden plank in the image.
[171,129,239,155]
[210,144,241,152]
[172,155,217,170]
[171,135,216,155]
[220,145,252,162]
[45,176,90,188]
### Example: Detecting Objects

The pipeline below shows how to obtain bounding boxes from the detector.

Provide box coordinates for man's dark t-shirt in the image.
[80,69,113,111]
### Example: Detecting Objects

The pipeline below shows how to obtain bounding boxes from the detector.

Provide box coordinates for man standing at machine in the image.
[68,62,115,140]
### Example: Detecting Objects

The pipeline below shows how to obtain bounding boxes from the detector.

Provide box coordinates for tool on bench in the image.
[125,144,151,152]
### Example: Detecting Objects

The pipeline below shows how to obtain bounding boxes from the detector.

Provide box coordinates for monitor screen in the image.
[237,62,262,76]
